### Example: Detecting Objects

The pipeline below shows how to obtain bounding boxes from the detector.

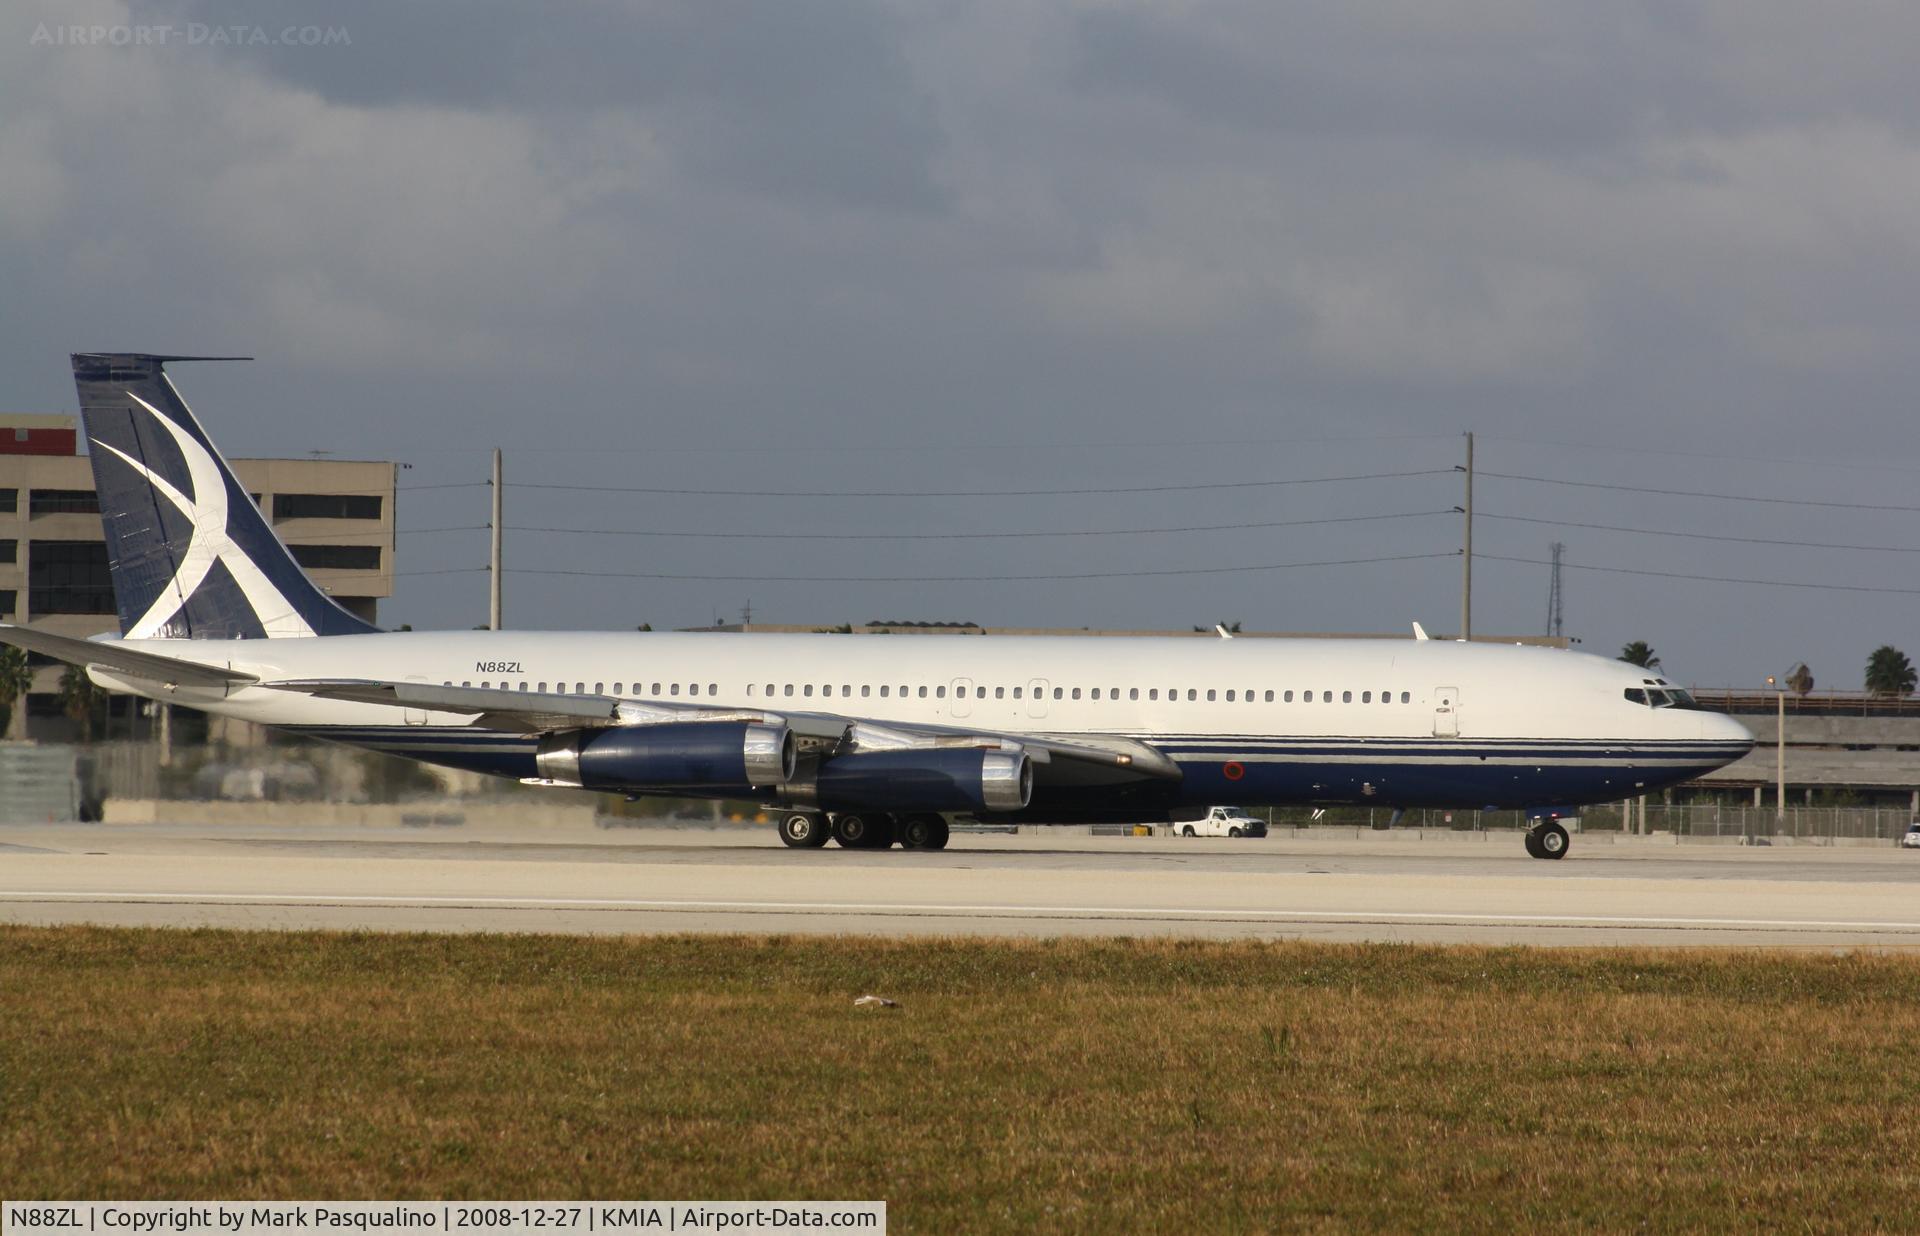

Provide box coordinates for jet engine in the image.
[535,722,795,794]
[808,748,1033,813]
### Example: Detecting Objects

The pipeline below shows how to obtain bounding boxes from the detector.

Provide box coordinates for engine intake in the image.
[811,748,1032,814]
[536,722,795,793]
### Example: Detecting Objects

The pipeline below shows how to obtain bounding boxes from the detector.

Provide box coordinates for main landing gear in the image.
[778,812,832,848]
[1524,821,1570,860]
[774,812,951,851]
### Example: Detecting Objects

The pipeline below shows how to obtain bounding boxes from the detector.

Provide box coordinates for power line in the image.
[500,550,1459,584]
[508,468,1453,500]
[1480,512,1920,554]
[377,432,1461,457]
[503,509,1449,542]
[1483,553,1920,597]
[1481,471,1920,513]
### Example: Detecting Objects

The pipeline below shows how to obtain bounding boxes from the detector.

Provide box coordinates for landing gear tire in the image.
[1527,822,1569,860]
[832,813,896,849]
[897,813,950,851]
[778,812,831,848]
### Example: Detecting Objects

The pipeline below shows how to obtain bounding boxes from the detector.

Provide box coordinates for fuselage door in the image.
[950,676,974,719]
[1027,678,1050,719]
[1433,686,1459,737]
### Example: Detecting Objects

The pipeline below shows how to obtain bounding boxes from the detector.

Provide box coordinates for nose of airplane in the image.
[1704,710,1757,753]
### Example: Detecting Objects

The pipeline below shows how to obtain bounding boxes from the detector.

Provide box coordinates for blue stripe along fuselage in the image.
[277,725,1747,815]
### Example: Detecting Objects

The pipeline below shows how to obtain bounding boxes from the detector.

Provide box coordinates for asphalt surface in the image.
[3,822,1918,948]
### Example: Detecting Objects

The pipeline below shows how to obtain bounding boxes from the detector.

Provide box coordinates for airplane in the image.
[0,354,1754,859]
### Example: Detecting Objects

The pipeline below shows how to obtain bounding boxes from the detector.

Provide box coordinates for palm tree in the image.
[0,645,31,739]
[1864,646,1917,698]
[1618,641,1661,671]
[57,665,105,742]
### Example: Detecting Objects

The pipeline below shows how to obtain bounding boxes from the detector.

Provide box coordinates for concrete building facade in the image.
[1,413,396,739]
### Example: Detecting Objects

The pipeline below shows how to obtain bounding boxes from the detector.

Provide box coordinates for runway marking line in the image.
[4,891,1920,932]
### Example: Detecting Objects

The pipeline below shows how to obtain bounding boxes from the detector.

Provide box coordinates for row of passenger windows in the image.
[440,679,1415,705]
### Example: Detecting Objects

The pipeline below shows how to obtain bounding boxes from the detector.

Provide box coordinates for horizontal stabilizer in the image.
[0,625,257,688]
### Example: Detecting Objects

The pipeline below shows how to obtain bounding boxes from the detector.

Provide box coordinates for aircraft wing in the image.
[259,677,1180,780]
[0,624,257,689]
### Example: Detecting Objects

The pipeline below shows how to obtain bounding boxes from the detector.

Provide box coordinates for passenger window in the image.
[712,684,720,696]
[958,686,969,699]
[880,686,890,698]
[1284,690,1293,702]
[1246,690,1255,703]
[1013,686,1023,699]
[1342,691,1352,703]
[1303,691,1312,703]
[519,682,528,692]
[1400,691,1410,703]
[936,686,946,699]
[612,683,622,694]
[1225,690,1235,702]
[803,685,814,697]
[1362,691,1372,703]
[1264,690,1273,702]
[688,684,698,696]
[538,682,548,692]
[1129,688,1139,701]
[1110,687,1119,699]
[919,686,929,698]
[1323,691,1333,703]
[1071,688,1081,700]
[1187,689,1197,701]
[462,681,471,688]
[1053,687,1063,700]
[995,687,1005,699]
[861,685,871,698]
[577,682,586,694]
[1091,688,1101,701]
[671,684,682,696]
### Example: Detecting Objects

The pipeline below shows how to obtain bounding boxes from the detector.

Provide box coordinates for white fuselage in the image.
[92,630,1752,815]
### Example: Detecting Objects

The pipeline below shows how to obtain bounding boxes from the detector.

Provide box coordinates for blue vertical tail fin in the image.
[72,353,380,640]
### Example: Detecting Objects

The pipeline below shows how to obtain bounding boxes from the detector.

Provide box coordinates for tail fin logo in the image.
[92,392,316,639]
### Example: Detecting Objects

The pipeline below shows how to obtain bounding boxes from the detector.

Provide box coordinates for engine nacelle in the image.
[535,722,795,794]
[812,749,1032,814]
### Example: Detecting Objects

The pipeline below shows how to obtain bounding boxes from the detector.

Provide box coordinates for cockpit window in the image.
[1626,686,1702,709]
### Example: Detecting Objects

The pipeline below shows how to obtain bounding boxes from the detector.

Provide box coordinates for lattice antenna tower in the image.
[1545,542,1565,638]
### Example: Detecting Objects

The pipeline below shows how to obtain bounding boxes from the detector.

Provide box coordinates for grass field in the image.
[4,927,1920,1231]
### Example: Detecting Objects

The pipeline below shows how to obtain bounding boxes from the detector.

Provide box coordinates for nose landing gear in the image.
[1525,821,1570,860]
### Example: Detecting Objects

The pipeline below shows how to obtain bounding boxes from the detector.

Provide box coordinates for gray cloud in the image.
[5,0,1920,685]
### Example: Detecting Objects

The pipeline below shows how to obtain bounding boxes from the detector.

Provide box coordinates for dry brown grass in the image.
[4,927,1920,1231]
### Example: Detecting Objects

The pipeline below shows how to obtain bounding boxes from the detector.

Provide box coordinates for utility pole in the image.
[1546,541,1565,638]
[1460,432,1474,642]
[489,448,503,631]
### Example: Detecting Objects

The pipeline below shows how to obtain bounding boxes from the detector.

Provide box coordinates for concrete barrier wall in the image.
[101,798,601,829]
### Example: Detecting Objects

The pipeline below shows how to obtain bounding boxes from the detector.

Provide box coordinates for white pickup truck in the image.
[1173,806,1268,838]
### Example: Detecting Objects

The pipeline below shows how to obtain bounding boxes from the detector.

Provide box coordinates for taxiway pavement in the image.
[3,822,1917,948]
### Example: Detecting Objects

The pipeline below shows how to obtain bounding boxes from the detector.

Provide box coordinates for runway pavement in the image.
[4,821,1919,948]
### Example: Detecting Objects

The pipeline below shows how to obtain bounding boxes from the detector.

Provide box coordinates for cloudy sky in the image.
[6,0,1920,689]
